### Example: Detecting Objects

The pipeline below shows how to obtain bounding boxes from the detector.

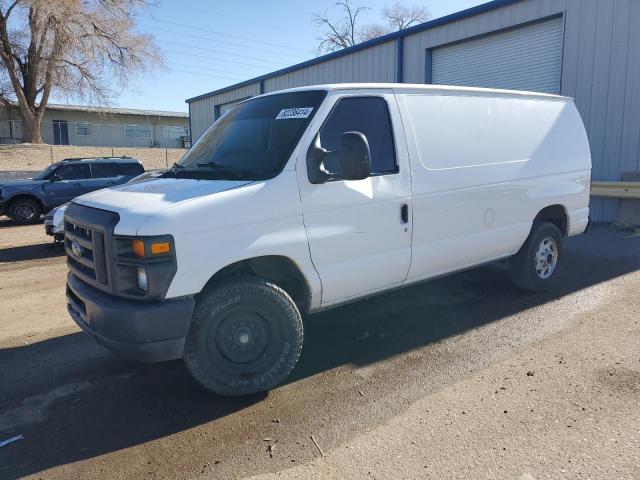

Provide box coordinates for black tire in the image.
[184,277,303,396]
[8,197,42,225]
[509,221,563,292]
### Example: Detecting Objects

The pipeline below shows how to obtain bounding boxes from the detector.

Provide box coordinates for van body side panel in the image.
[397,92,591,282]
[137,171,323,308]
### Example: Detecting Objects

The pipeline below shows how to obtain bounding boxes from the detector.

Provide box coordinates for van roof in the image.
[261,83,572,102]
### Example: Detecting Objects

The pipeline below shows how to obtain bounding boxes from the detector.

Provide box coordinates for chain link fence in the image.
[0,143,187,174]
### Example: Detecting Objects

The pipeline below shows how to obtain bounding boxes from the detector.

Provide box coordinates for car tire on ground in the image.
[184,277,304,396]
[8,197,42,225]
[509,221,563,292]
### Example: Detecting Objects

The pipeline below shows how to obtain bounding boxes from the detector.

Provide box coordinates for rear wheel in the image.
[8,198,42,225]
[509,221,563,292]
[184,277,303,396]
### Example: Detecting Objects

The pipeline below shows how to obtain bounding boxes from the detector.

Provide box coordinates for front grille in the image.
[64,203,119,293]
[66,284,86,315]
[65,220,107,284]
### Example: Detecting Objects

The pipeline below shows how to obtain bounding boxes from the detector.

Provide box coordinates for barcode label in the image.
[276,107,314,120]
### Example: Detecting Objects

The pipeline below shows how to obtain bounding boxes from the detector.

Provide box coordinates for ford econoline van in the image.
[64,84,591,396]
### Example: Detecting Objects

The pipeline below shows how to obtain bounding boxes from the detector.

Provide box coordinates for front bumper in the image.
[66,273,194,362]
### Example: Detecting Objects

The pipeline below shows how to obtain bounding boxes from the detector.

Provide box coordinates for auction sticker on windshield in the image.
[276,107,313,120]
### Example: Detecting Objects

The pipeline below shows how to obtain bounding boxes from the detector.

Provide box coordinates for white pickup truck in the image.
[64,84,591,396]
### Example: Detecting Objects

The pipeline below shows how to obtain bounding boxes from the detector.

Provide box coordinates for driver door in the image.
[297,92,412,306]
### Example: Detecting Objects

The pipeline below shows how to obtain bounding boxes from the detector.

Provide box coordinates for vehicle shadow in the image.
[0,242,64,263]
[0,225,638,478]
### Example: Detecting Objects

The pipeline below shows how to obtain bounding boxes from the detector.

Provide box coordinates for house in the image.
[0,103,190,149]
[186,0,640,222]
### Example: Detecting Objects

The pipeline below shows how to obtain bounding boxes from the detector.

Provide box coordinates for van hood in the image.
[73,177,253,219]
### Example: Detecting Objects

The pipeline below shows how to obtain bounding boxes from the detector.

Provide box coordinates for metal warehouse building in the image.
[186,0,640,221]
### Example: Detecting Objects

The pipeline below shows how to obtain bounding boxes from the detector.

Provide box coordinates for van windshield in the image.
[167,90,327,181]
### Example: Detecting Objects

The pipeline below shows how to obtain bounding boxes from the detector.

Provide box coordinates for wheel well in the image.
[8,194,44,212]
[201,256,312,313]
[534,205,568,236]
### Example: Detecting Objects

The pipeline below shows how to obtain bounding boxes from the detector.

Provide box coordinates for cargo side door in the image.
[297,92,412,306]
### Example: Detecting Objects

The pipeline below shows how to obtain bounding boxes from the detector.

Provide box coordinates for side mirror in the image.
[337,131,371,181]
[50,173,61,182]
[306,131,371,184]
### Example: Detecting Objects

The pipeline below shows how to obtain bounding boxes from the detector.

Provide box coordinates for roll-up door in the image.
[431,17,564,94]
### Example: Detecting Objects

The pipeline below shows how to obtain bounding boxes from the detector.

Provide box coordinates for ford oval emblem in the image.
[71,240,84,258]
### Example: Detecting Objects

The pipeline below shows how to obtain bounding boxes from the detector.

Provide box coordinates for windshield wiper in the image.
[161,162,185,178]
[195,161,248,180]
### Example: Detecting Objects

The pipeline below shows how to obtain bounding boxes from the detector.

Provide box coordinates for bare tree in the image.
[0,0,161,143]
[312,1,370,54]
[381,2,429,31]
[358,23,387,43]
[314,1,431,53]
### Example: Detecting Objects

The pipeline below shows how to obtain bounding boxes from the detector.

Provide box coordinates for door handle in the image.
[401,203,409,224]
[72,182,82,187]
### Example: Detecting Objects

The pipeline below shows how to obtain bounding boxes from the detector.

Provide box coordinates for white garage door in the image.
[431,17,564,94]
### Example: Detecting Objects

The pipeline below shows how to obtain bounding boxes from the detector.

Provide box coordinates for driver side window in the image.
[319,96,397,175]
[54,164,90,180]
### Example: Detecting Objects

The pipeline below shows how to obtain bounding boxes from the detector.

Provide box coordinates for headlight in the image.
[113,234,176,300]
[52,204,68,227]
[137,267,148,291]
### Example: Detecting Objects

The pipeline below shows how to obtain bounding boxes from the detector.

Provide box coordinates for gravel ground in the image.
[0,219,638,479]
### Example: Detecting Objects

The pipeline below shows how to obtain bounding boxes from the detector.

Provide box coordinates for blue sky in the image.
[68,0,487,112]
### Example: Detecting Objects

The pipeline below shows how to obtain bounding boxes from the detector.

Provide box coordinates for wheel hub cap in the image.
[215,311,270,364]
[535,237,558,279]
[16,204,35,221]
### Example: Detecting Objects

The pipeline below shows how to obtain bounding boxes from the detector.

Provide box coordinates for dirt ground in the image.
[0,219,638,479]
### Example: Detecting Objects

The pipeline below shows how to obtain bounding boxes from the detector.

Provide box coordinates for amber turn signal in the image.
[150,242,171,255]
[132,239,145,257]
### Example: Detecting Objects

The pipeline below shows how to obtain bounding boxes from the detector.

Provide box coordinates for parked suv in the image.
[65,84,591,396]
[0,157,144,224]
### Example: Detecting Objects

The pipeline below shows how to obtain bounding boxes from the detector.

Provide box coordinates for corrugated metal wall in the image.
[187,0,640,221]
[263,41,396,92]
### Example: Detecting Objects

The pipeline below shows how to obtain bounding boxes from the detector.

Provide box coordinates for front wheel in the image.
[184,277,303,396]
[509,221,563,292]
[8,198,42,225]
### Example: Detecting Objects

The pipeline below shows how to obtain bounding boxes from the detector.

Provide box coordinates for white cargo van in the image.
[65,84,591,395]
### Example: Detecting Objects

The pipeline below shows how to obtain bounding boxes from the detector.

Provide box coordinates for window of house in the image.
[163,125,189,139]
[318,96,397,175]
[124,124,152,138]
[76,122,92,136]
